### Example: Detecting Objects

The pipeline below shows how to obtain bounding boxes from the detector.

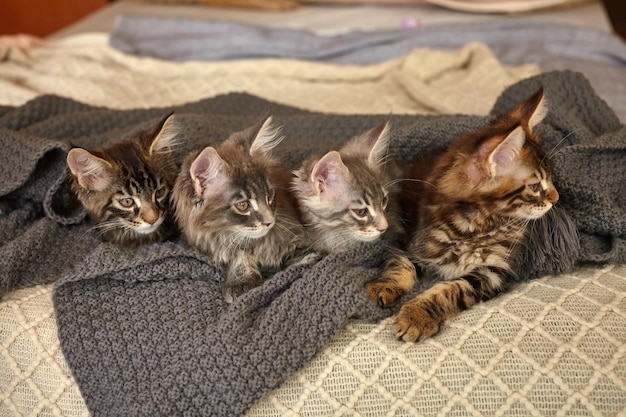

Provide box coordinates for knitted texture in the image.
[0,71,624,416]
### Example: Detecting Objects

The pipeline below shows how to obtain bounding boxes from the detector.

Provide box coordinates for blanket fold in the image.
[0,71,624,417]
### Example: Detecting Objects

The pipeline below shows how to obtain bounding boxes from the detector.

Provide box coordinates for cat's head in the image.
[293,120,392,244]
[179,115,283,240]
[66,114,179,245]
[439,88,559,220]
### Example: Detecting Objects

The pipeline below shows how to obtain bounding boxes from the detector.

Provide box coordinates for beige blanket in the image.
[0,34,537,115]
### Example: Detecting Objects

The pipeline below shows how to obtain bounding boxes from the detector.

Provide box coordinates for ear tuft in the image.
[367,118,392,168]
[150,113,179,156]
[250,115,284,157]
[526,88,548,131]
[66,148,114,192]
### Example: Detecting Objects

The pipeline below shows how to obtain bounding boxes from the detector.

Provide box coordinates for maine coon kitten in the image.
[291,120,403,254]
[66,114,179,247]
[172,115,306,303]
[367,88,559,342]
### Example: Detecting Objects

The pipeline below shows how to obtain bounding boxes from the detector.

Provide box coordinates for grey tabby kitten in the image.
[173,115,307,303]
[66,114,179,247]
[291,120,402,254]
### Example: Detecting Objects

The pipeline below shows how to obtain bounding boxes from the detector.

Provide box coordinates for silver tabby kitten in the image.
[173,115,307,303]
[291,120,402,254]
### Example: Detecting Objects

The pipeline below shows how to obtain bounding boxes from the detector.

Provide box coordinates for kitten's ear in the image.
[150,113,179,156]
[250,115,284,158]
[524,88,548,133]
[311,151,350,198]
[487,126,526,177]
[340,118,391,168]
[66,148,114,192]
[190,147,229,199]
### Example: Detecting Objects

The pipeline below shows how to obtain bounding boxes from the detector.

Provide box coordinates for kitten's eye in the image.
[154,187,167,199]
[118,197,135,208]
[382,195,389,209]
[235,201,250,212]
[267,189,275,204]
[353,208,369,218]
[528,182,542,193]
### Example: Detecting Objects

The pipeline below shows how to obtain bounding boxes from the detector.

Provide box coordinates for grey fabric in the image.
[0,71,623,416]
[109,17,626,122]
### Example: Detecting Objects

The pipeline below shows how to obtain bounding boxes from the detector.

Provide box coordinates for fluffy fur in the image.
[66,114,179,246]
[173,115,306,303]
[367,88,560,342]
[291,119,403,254]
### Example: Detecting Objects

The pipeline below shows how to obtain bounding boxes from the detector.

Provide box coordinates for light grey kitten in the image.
[172,115,307,303]
[291,119,402,254]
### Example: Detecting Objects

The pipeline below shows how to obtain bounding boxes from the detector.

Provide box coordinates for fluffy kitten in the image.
[291,120,402,254]
[367,88,559,342]
[173,115,306,303]
[66,114,179,247]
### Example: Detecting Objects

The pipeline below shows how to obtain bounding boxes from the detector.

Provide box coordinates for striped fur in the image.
[367,88,560,342]
[66,114,179,247]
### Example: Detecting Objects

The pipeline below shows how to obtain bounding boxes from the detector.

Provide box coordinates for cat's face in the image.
[67,114,179,245]
[438,88,559,221]
[293,120,393,247]
[175,115,284,244]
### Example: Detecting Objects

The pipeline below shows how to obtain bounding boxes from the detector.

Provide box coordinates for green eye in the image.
[528,183,541,193]
[118,197,135,208]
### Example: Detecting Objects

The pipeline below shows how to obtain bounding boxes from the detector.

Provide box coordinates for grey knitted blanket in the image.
[0,71,623,416]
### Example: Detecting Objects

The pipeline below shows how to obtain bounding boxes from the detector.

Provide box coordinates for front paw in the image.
[366,281,405,307]
[222,276,262,303]
[393,299,441,342]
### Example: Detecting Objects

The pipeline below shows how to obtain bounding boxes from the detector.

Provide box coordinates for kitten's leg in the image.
[394,267,506,342]
[223,255,263,303]
[366,250,416,307]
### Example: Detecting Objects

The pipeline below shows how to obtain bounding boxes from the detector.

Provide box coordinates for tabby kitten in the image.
[367,88,559,342]
[291,120,402,254]
[66,114,179,247]
[172,115,306,303]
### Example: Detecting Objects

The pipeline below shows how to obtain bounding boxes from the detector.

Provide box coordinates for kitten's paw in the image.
[393,301,441,342]
[222,278,262,303]
[366,281,404,307]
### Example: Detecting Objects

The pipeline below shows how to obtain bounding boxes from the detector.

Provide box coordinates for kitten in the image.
[291,119,403,254]
[172,115,306,303]
[367,88,559,342]
[66,114,179,247]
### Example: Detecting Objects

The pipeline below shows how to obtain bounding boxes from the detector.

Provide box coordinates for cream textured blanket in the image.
[0,34,537,115]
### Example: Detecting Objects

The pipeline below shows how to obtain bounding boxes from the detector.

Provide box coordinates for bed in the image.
[1,1,625,416]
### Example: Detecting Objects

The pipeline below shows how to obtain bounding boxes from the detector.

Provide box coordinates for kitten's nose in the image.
[141,207,160,224]
[547,188,559,204]
[375,215,388,233]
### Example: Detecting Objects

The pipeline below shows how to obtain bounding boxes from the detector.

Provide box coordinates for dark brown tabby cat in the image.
[66,114,179,247]
[172,115,307,303]
[367,88,559,342]
[291,120,403,254]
